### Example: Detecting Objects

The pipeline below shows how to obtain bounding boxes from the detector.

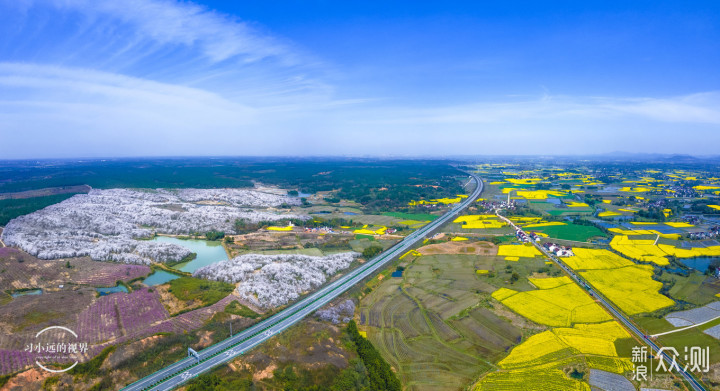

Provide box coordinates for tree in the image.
[187,373,221,391]
[346,321,401,391]
[205,230,225,241]
[362,245,383,259]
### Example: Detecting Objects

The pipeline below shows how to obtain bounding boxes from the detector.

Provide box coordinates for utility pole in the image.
[229,320,233,337]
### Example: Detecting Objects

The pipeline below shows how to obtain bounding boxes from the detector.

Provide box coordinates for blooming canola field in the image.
[491,277,611,327]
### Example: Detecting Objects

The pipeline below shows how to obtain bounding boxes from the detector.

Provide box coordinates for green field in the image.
[667,273,720,306]
[381,212,439,221]
[358,252,540,390]
[527,223,606,242]
[527,201,593,217]
[168,277,234,307]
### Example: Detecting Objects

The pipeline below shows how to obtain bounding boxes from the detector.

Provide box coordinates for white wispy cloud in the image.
[15,0,294,64]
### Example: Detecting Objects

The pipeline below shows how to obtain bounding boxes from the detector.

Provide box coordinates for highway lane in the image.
[122,174,483,391]
[496,213,707,391]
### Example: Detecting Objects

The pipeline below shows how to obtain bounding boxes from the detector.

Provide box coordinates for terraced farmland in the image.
[358,249,524,390]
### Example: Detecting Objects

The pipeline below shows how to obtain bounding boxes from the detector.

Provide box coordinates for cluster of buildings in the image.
[514,229,538,243]
[512,227,574,257]
[542,242,575,257]
[688,227,720,240]
[303,226,340,234]
[666,185,699,198]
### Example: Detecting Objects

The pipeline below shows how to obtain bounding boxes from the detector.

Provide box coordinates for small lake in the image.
[10,289,42,298]
[680,257,720,272]
[152,236,228,274]
[96,285,129,296]
[143,270,180,286]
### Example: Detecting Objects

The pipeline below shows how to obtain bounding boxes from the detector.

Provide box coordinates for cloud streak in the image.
[14,0,294,64]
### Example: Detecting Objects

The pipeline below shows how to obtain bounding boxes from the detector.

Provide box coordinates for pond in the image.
[152,236,228,274]
[679,257,720,272]
[10,289,42,298]
[96,285,129,296]
[143,270,180,286]
[142,270,180,286]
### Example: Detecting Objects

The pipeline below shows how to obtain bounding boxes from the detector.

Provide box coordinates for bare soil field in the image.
[417,240,497,256]
[0,185,91,200]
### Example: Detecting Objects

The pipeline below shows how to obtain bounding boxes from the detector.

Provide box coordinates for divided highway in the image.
[496,213,707,391]
[122,174,483,391]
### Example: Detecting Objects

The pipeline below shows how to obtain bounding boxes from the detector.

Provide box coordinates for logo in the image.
[24,326,88,373]
[631,345,710,381]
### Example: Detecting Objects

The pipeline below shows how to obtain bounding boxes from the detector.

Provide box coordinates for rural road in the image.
[496,213,707,391]
[121,174,483,391]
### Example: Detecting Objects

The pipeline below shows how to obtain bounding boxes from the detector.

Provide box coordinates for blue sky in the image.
[0,0,719,158]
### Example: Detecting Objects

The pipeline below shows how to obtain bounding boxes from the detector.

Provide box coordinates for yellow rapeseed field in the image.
[610,235,670,265]
[566,202,590,207]
[498,330,570,368]
[353,226,387,235]
[665,222,694,228]
[658,244,720,258]
[562,248,635,270]
[497,244,541,258]
[491,287,518,301]
[267,226,293,231]
[499,321,629,369]
[475,368,590,391]
[454,214,497,223]
[454,214,506,229]
[494,281,611,326]
[505,178,543,185]
[464,220,506,229]
[580,265,674,314]
[608,228,681,240]
[529,276,572,289]
[515,190,567,199]
[611,235,720,262]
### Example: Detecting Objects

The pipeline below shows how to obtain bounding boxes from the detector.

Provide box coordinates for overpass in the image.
[122,174,483,391]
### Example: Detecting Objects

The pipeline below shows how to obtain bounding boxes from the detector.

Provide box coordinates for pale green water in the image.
[142,270,180,286]
[11,289,42,298]
[151,236,228,274]
[96,285,129,296]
